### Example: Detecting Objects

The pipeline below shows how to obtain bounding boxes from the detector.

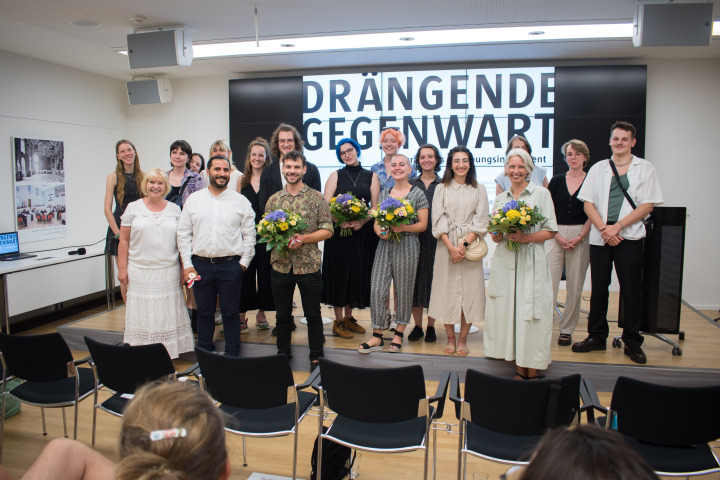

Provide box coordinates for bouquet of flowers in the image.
[487,200,546,252]
[257,209,308,258]
[329,192,369,236]
[369,197,416,242]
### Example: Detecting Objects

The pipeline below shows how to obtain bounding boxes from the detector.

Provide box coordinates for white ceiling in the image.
[0,0,718,80]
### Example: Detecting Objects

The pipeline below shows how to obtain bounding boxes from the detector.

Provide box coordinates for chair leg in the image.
[62,408,68,438]
[423,440,429,480]
[457,420,464,480]
[433,427,438,480]
[242,436,247,467]
[0,392,5,463]
[41,407,47,435]
[73,401,79,439]
[292,430,298,480]
[91,405,97,447]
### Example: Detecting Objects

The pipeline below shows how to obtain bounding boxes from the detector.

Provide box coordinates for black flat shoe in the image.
[424,326,437,343]
[624,346,647,364]
[572,337,606,352]
[407,325,424,341]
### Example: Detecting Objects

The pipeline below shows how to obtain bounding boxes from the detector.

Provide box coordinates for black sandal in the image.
[558,334,572,346]
[388,331,404,353]
[358,332,384,354]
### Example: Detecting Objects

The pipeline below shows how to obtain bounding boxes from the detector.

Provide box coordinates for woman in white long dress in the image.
[118,168,194,358]
[484,149,557,380]
[428,146,489,356]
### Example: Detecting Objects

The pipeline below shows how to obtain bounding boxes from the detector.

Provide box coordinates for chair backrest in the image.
[194,347,294,409]
[319,358,427,423]
[464,369,581,436]
[0,332,74,382]
[84,337,175,394]
[611,376,720,447]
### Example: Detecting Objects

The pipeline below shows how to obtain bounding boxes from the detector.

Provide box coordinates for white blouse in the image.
[121,200,182,268]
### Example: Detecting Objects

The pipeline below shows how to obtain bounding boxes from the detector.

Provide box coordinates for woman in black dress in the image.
[104,139,143,304]
[238,137,275,331]
[408,144,443,342]
[322,138,380,339]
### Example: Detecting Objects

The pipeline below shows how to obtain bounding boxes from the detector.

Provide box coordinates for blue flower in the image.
[502,200,518,213]
[265,210,286,222]
[379,197,403,211]
[336,193,352,204]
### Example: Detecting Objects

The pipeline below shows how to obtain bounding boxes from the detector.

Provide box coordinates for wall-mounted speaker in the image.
[127,29,192,69]
[126,78,173,105]
[633,2,714,47]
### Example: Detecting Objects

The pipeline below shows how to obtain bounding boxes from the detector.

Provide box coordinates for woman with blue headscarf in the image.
[321,138,380,339]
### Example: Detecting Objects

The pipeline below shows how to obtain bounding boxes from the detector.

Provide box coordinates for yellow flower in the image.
[386,214,395,220]
[351,206,360,212]
[279,222,289,231]
[525,215,531,221]
[494,213,501,219]
[290,220,296,226]
[407,205,414,214]
[257,225,262,232]
[506,209,521,220]
[520,219,527,225]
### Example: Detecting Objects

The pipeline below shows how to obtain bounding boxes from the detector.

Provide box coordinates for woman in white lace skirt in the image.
[118,168,194,358]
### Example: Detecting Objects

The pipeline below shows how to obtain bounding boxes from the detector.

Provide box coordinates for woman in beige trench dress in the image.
[428,146,489,356]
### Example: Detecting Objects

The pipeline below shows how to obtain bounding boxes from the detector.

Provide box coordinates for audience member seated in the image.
[18,380,230,480]
[508,425,659,480]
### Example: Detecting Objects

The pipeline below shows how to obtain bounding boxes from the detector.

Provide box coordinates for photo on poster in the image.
[12,137,68,243]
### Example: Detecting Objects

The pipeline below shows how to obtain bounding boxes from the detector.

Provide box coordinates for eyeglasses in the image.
[565,153,585,158]
[339,147,355,157]
[382,126,400,132]
[279,139,295,144]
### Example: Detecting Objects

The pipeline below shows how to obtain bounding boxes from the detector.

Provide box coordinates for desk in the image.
[0,245,109,333]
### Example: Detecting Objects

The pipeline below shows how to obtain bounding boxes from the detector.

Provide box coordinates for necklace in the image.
[612,157,632,167]
[345,168,362,187]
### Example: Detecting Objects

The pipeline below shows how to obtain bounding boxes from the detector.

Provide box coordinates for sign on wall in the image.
[12,137,68,243]
[303,67,555,197]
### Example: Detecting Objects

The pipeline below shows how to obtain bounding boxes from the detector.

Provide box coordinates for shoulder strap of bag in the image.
[608,160,637,210]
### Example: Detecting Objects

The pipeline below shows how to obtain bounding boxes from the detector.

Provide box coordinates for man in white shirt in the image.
[177,155,256,356]
[572,121,664,364]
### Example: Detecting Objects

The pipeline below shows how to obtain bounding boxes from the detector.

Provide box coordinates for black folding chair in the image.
[0,332,94,461]
[194,347,318,480]
[84,336,198,446]
[450,369,581,479]
[583,376,720,476]
[316,358,450,480]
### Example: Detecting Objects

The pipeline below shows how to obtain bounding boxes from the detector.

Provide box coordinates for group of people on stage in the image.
[104,119,662,377]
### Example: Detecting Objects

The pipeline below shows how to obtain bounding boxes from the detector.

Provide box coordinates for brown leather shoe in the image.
[344,316,365,334]
[332,319,353,339]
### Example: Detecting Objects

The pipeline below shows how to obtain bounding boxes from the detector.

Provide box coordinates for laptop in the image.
[0,232,37,261]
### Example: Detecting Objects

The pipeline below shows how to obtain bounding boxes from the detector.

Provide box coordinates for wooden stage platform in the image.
[59,291,720,392]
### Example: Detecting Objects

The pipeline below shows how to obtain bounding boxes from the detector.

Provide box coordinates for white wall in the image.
[125,76,231,172]
[0,50,127,251]
[644,59,720,309]
[1,51,718,308]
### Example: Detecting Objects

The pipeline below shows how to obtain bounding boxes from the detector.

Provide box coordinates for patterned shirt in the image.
[265,184,333,274]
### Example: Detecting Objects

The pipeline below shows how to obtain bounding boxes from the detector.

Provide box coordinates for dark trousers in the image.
[587,239,644,349]
[193,256,243,356]
[271,268,325,362]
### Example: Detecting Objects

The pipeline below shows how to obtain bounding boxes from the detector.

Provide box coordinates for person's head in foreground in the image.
[116,380,230,480]
[512,425,658,480]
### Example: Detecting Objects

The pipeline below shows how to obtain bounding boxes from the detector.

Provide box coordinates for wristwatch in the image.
[462,240,470,248]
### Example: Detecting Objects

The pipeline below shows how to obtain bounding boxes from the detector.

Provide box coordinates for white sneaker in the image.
[214,309,223,325]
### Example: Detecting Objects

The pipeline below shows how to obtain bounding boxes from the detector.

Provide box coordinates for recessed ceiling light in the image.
[399,37,415,41]
[71,19,101,28]
[280,43,295,48]
[528,31,545,36]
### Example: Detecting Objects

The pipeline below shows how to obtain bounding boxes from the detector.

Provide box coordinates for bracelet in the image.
[578,234,584,239]
[113,233,120,240]
[617,220,625,228]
